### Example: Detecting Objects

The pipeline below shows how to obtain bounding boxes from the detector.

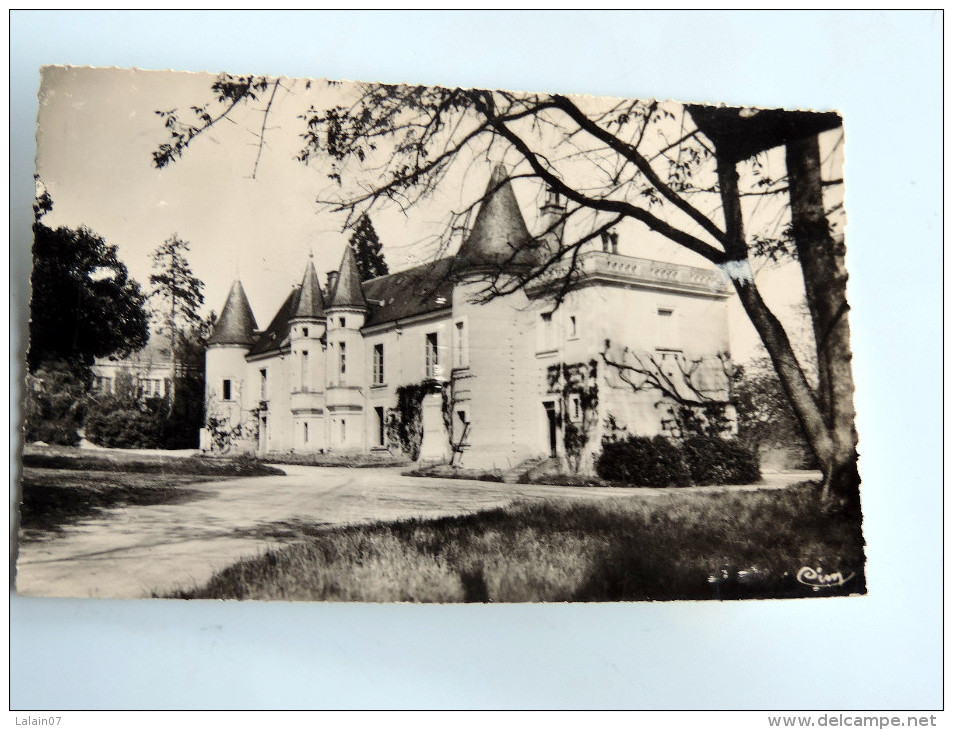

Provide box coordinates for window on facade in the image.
[303,422,309,443]
[301,350,309,390]
[260,369,268,400]
[339,317,346,328]
[375,406,385,447]
[222,379,232,401]
[657,307,678,351]
[539,312,555,351]
[425,332,439,378]
[341,418,347,443]
[453,320,469,368]
[568,315,578,339]
[303,327,309,337]
[373,343,384,385]
[339,342,347,375]
[569,393,582,422]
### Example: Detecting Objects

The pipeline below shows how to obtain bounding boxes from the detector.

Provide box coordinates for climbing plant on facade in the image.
[387,380,455,461]
[546,360,599,473]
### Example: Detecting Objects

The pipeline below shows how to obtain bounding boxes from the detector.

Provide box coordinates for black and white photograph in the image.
[8,7,943,717]
[17,65,865,603]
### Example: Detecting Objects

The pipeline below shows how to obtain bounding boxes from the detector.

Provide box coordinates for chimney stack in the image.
[325,270,339,298]
[600,229,619,254]
[539,186,566,249]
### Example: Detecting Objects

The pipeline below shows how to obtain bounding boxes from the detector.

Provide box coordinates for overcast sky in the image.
[36,65,842,360]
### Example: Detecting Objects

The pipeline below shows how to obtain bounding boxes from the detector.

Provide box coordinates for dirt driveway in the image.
[14,465,813,599]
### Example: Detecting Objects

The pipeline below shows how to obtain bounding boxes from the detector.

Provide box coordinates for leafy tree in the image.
[23,360,87,445]
[149,234,205,410]
[162,321,208,449]
[348,213,389,281]
[29,215,149,376]
[731,357,816,468]
[150,76,857,513]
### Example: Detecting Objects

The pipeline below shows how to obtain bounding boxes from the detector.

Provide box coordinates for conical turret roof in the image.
[291,258,326,320]
[208,280,258,346]
[455,164,539,270]
[328,244,368,310]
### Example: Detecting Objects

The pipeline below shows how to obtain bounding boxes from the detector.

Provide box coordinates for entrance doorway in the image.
[543,401,558,458]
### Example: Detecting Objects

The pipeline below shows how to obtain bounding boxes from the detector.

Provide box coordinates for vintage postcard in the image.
[17,66,863,601]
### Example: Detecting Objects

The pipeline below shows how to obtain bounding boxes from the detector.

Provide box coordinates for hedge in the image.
[595,434,760,487]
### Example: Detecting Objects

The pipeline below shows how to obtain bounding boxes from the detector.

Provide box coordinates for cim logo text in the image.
[796,566,854,589]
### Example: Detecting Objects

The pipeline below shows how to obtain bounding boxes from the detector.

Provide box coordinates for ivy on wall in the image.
[205,409,260,453]
[386,383,426,461]
[386,380,454,461]
[546,360,599,473]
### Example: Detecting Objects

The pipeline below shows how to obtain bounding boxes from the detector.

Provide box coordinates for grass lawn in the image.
[17,448,284,541]
[167,481,866,603]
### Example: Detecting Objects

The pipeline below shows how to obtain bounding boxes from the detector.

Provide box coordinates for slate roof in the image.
[241,165,544,358]
[208,280,258,346]
[454,163,545,270]
[363,257,454,328]
[244,257,455,358]
[328,245,368,310]
[246,287,300,358]
[292,259,325,320]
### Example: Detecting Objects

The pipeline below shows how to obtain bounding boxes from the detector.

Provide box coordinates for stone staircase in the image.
[501,456,561,484]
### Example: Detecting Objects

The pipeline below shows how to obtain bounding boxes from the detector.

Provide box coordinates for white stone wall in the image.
[206,344,259,453]
[450,277,538,469]
[206,259,731,465]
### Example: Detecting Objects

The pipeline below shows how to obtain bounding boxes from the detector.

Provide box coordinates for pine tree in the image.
[348,214,388,281]
[149,234,205,411]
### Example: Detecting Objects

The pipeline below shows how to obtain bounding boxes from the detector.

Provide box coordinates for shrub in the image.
[681,436,762,485]
[84,393,166,449]
[595,435,691,487]
[23,361,86,446]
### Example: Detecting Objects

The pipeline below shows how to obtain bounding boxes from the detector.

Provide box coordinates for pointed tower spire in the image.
[455,163,537,271]
[208,280,258,346]
[328,244,368,310]
[291,258,326,320]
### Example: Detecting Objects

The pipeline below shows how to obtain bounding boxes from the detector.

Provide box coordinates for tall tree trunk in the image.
[168,287,177,413]
[785,135,859,513]
[716,153,860,514]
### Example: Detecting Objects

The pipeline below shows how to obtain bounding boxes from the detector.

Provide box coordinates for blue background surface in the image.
[9,10,943,709]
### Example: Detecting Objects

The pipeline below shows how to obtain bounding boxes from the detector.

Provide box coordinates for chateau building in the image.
[91,334,176,400]
[202,166,732,469]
